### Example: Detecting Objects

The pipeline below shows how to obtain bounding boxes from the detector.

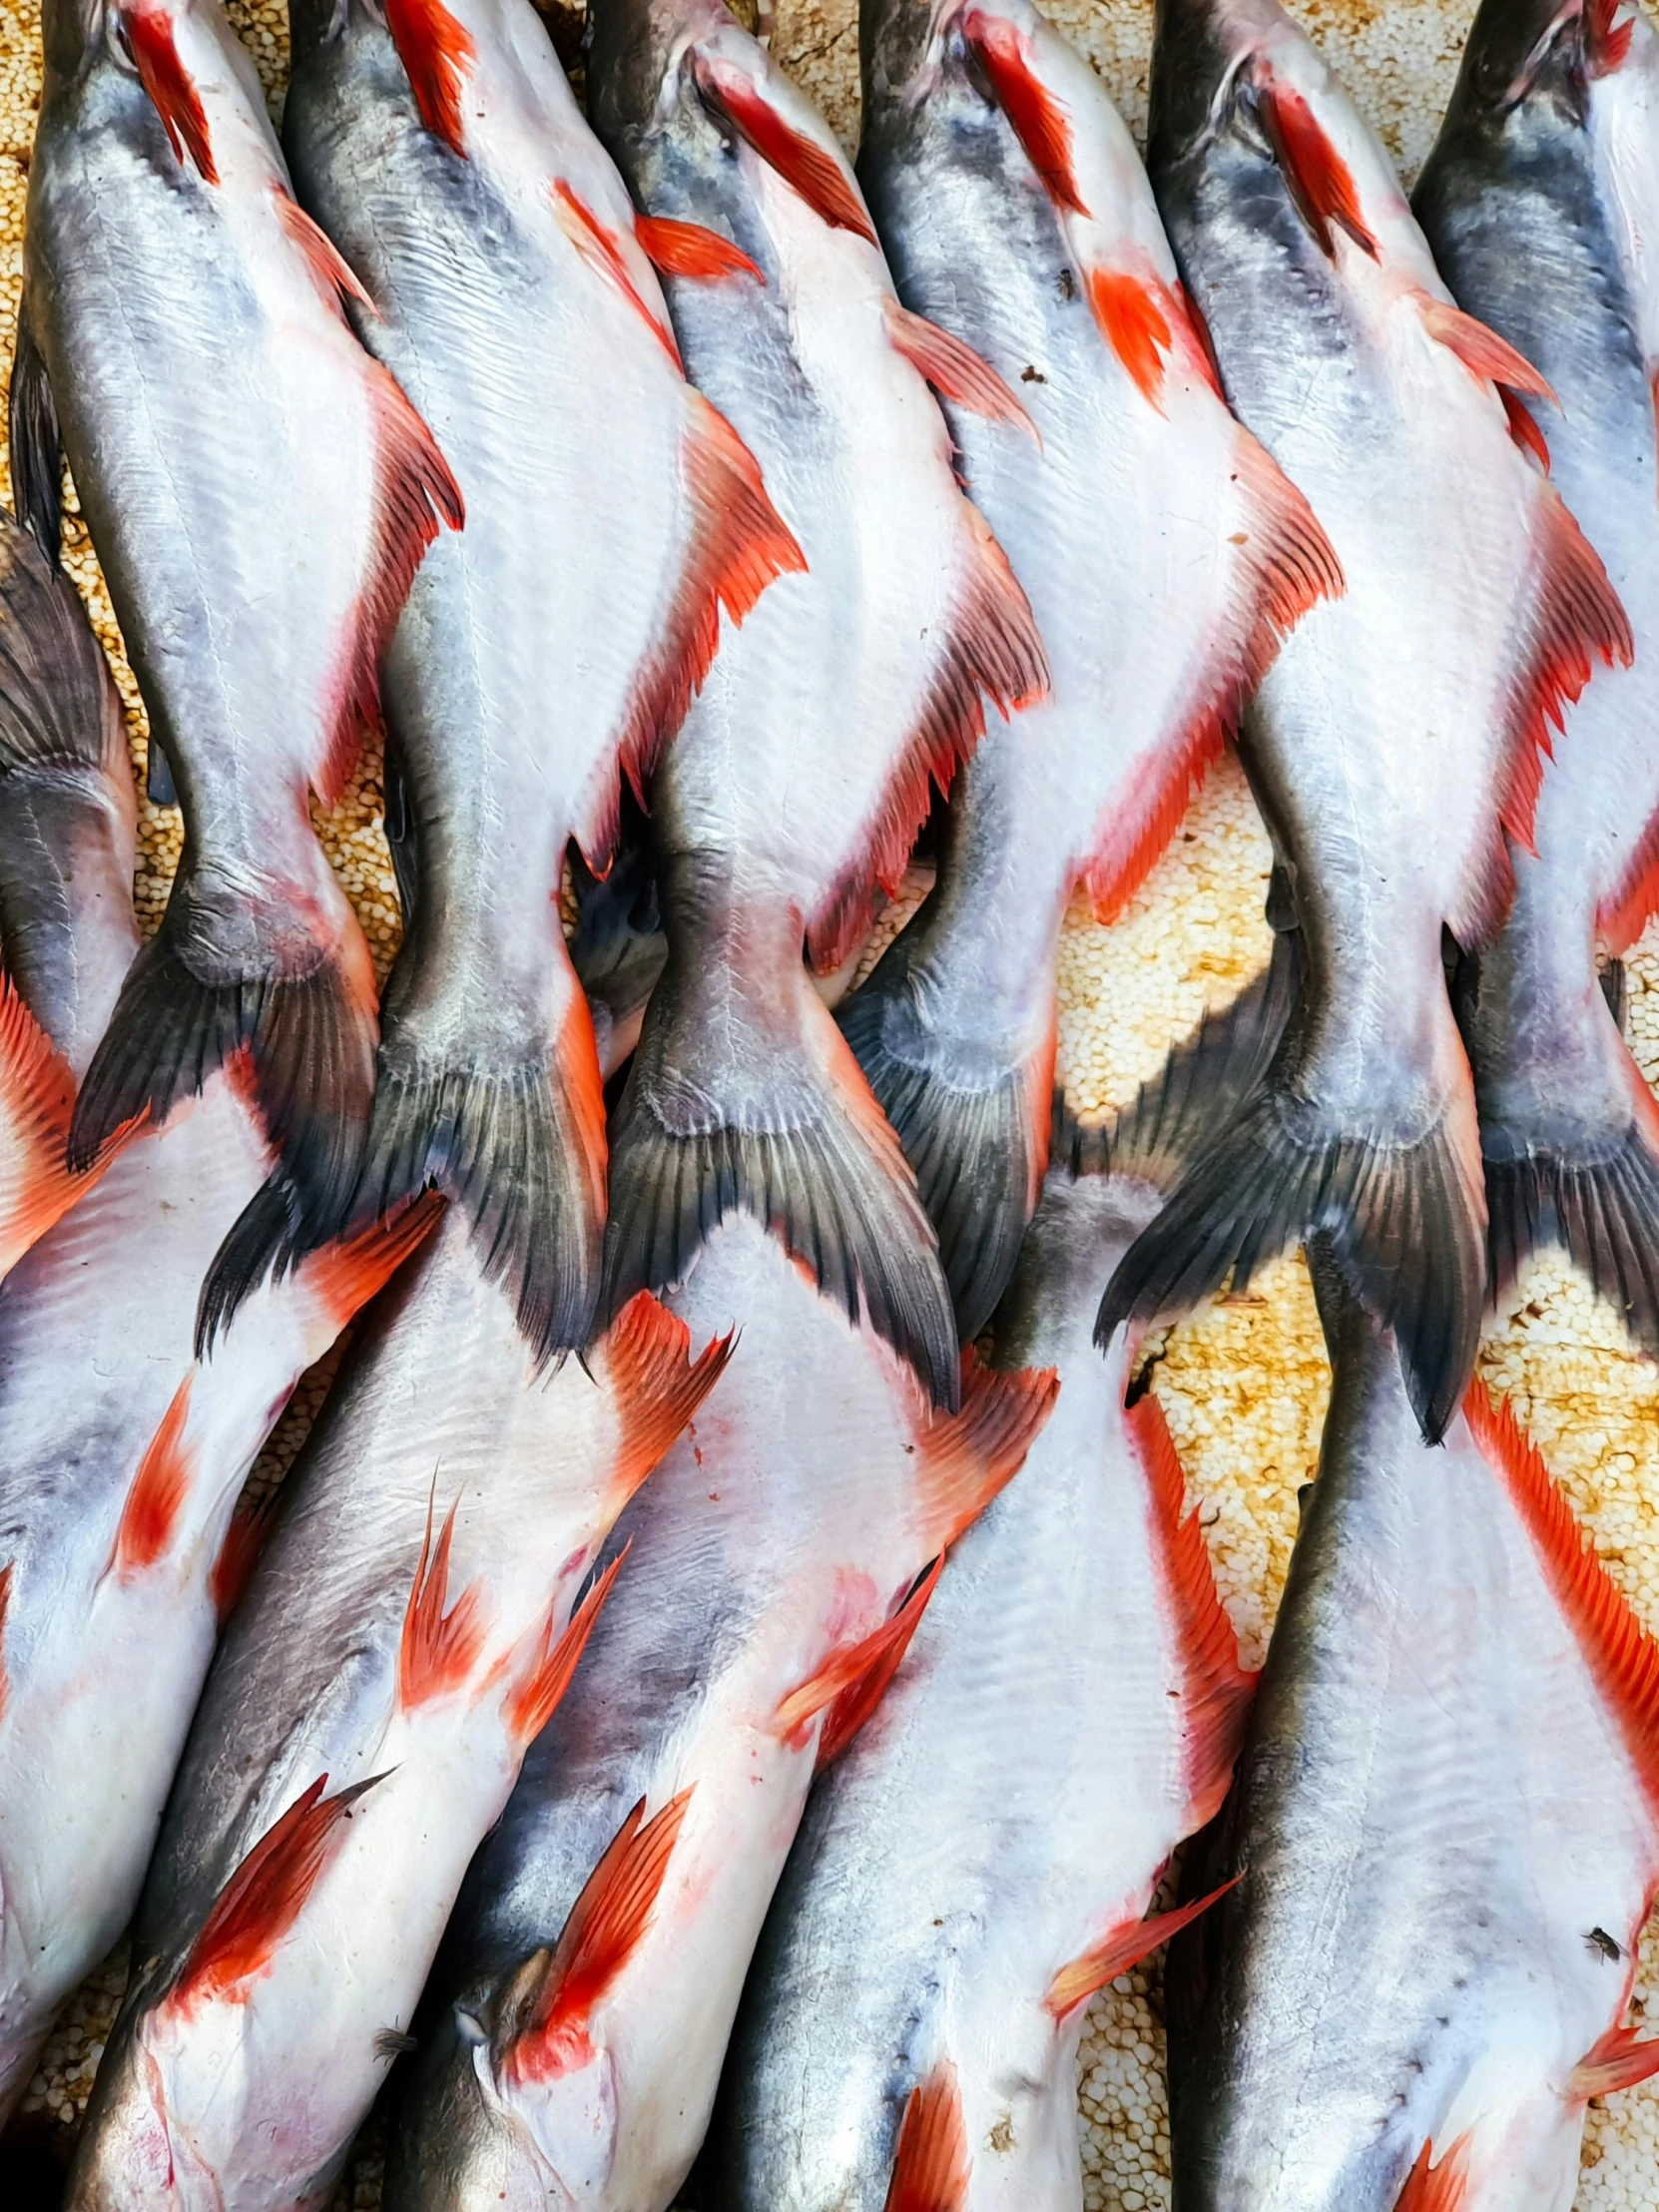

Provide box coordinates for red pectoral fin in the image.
[960,9,1086,215]
[1395,2133,1472,2212]
[1570,2020,1659,2098]
[120,6,218,184]
[383,0,477,158]
[1043,1876,1243,2018]
[111,1375,198,1579]
[1257,77,1377,260]
[884,2061,970,2212]
[1587,0,1635,74]
[777,1558,945,1755]
[1086,269,1175,410]
[505,1545,628,1746]
[691,51,877,245]
[272,191,374,315]
[635,214,763,283]
[1415,294,1556,404]
[399,1488,488,1710]
[881,299,1038,440]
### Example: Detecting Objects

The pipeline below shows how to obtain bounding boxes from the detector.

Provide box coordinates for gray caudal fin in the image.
[1485,1129,1659,1357]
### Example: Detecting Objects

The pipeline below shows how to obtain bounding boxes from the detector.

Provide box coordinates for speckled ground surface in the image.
[2,1,1658,2207]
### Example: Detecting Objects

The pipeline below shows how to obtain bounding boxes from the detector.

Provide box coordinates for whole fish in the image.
[1100,0,1632,1440]
[66,1253,728,2211]
[1167,1255,1659,2209]
[1413,0,1659,1352]
[20,0,461,1268]
[713,1160,1254,2211]
[248,0,804,1359]
[843,0,1340,1341]
[382,1213,1056,2212]
[591,0,1049,1410]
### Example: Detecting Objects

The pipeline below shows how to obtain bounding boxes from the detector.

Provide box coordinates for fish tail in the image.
[601,858,961,1408]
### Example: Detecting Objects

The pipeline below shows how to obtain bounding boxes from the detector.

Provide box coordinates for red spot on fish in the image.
[691,52,877,244]
[120,5,218,184]
[553,182,683,368]
[605,1296,733,1512]
[383,0,477,157]
[111,1376,197,1579]
[776,1558,945,1758]
[1043,1875,1243,2018]
[1086,268,1175,411]
[1395,2132,1472,2211]
[960,9,1087,216]
[399,1487,489,1709]
[635,214,764,284]
[1255,76,1378,261]
[302,1191,445,1332]
[504,1546,627,1746]
[881,297,1038,441]
[884,2060,970,2212]
[209,1493,276,1625]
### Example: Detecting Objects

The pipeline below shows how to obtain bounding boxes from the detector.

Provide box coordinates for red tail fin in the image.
[915,1353,1058,1553]
[960,9,1086,214]
[1395,2133,1472,2211]
[882,298,1038,438]
[1570,2020,1659,2098]
[884,2061,970,2212]
[636,215,763,283]
[399,1488,488,1710]
[605,1295,735,1511]
[777,1558,945,1753]
[691,52,876,244]
[1257,77,1377,260]
[1044,1875,1243,2018]
[504,1546,628,1746]
[121,5,218,184]
[111,1375,197,1579]
[383,0,477,158]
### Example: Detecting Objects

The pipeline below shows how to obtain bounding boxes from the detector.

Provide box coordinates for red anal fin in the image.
[1395,2132,1472,2212]
[111,1375,198,1580]
[1257,77,1378,261]
[509,1790,695,2081]
[121,5,217,185]
[272,191,373,315]
[505,1545,627,1746]
[1571,2019,1659,2098]
[1464,1383,1659,1815]
[916,1351,1057,1552]
[1587,0,1635,75]
[605,1295,735,1511]
[1416,293,1556,405]
[0,972,93,1275]
[777,1558,945,1753]
[1130,1392,1256,1823]
[960,9,1085,215]
[210,1492,276,1625]
[636,213,763,283]
[815,1558,946,1771]
[1598,799,1659,957]
[1086,269,1174,411]
[299,1191,445,1334]
[884,2060,970,2212]
[882,298,1038,440]
[383,0,477,158]
[554,182,682,368]
[1044,1875,1242,2018]
[0,1561,12,1726]
[169,1771,383,2016]
[691,51,877,246]
[399,1487,488,1709]
[1501,387,1551,474]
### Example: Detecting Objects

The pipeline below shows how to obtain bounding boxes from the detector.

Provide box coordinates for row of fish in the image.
[0,0,1654,2204]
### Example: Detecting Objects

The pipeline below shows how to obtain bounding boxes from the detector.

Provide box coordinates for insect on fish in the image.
[1166,1252,1659,2210]
[590,0,1050,1410]
[844,0,1340,1342]
[1412,0,1659,1355]
[18,0,463,1279]
[1100,0,1633,1441]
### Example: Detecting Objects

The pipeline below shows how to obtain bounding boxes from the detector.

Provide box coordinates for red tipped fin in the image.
[916,1351,1057,1552]
[1571,2020,1659,2098]
[210,1492,276,1625]
[1086,270,1174,411]
[299,1191,445,1334]
[169,1772,382,2015]
[1257,77,1377,260]
[691,51,876,244]
[1599,800,1659,956]
[636,214,763,283]
[120,6,217,184]
[882,298,1037,439]
[1416,294,1555,404]
[383,0,477,158]
[776,1557,945,1751]
[111,1375,197,1579]
[1501,388,1551,474]
[814,1561,942,1772]
[960,9,1086,215]
[505,1545,628,1746]
[272,191,373,314]
[1044,1875,1242,2017]
[554,182,682,368]
[884,2060,970,2212]
[605,1295,735,1511]
[1588,0,1636,74]
[0,1561,12,1725]
[1396,2133,1472,2212]
[1464,1383,1659,1815]
[399,1488,489,1709]
[0,973,97,1275]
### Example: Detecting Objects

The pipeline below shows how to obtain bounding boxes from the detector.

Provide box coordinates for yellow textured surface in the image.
[3,2,1658,2208]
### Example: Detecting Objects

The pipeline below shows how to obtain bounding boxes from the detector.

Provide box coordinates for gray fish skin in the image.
[1166,1250,1659,2211]
[1413,0,1659,1349]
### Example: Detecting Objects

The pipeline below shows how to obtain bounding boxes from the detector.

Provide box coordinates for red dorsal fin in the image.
[885,2061,970,2212]
[636,213,763,283]
[1599,798,1659,956]
[1464,1383,1659,1814]
[399,1487,488,1710]
[508,1790,695,2080]
[111,1375,198,1580]
[210,1492,276,1625]
[120,5,218,184]
[806,498,1048,972]
[299,1192,445,1333]
[1570,2020,1659,2098]
[1257,77,1378,261]
[597,390,806,860]
[1415,294,1556,405]
[1395,2133,1472,2212]
[1587,0,1636,74]
[383,0,477,158]
[1044,1875,1243,2018]
[505,1545,628,1746]
[0,972,97,1276]
[272,191,373,315]
[915,1352,1058,1553]
[691,51,877,246]
[960,8,1086,214]
[776,1558,945,1752]
[0,1560,13,1726]
[605,1295,735,1511]
[554,182,682,368]
[882,298,1038,440]
[169,1771,383,2016]
[1500,388,1551,474]
[1086,270,1175,411]
[1130,1391,1256,1823]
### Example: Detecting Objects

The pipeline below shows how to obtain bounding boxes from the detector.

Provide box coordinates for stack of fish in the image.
[0,0,1655,2204]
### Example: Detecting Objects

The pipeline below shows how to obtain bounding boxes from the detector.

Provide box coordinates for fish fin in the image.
[960,8,1087,213]
[8,302,62,561]
[506,1791,695,2078]
[915,1350,1057,1550]
[776,1557,945,1752]
[1256,77,1377,259]
[553,182,682,368]
[807,499,1047,977]
[690,49,876,244]
[839,920,1057,1341]
[0,1561,12,1725]
[881,298,1038,439]
[603,878,960,1407]
[169,1772,384,2016]
[0,512,130,780]
[1044,1877,1244,2018]
[287,1188,443,1336]
[1570,2021,1659,2099]
[1464,1382,1659,1811]
[635,213,763,283]
[271,190,373,315]
[504,1546,627,1747]
[1086,269,1174,409]
[1587,0,1636,74]
[399,1487,489,1710]
[1130,1392,1255,1820]
[1098,1046,1485,1444]
[119,4,218,183]
[884,2060,970,2212]
[1415,293,1555,403]
[1395,2133,1472,2212]
[1501,387,1551,473]
[0,971,97,1272]
[383,0,477,157]
[209,1491,276,1624]
[1599,797,1659,957]
[603,1294,734,1511]
[110,1375,198,1579]
[595,388,806,869]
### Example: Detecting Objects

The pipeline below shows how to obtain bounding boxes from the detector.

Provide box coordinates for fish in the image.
[20,0,462,1281]
[842,0,1340,1341]
[64,1262,728,2210]
[710,1151,1255,2211]
[380,1211,1056,2212]
[1098,0,1633,1441]
[589,0,1050,1411]
[1165,1249,1659,2210]
[1411,0,1659,1356]
[240,0,804,1361]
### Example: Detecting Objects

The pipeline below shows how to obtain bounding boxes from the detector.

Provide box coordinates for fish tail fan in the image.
[602,862,960,1409]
